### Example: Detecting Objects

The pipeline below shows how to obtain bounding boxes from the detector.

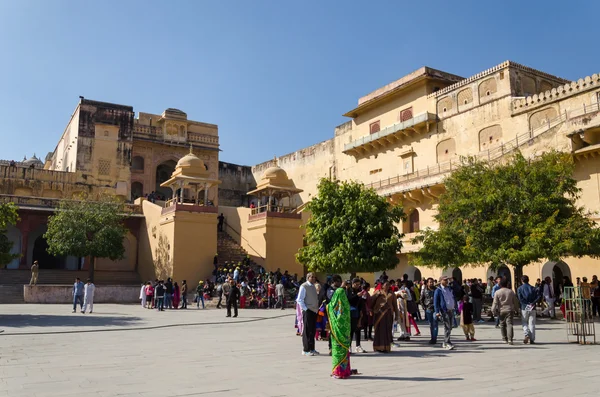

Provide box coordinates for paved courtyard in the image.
[0,304,598,397]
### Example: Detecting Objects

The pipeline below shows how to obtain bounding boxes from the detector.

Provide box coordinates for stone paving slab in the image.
[0,305,598,396]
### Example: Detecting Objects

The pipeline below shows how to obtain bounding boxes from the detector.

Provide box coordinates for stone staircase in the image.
[216,231,296,308]
[217,231,263,267]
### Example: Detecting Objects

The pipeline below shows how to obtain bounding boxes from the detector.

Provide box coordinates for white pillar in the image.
[204,183,209,206]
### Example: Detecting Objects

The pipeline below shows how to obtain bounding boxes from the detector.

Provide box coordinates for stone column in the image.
[204,183,208,206]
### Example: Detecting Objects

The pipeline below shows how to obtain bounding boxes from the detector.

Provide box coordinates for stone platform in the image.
[0,304,598,397]
[23,285,140,304]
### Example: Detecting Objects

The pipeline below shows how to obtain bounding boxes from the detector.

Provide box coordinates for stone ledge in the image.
[24,285,140,304]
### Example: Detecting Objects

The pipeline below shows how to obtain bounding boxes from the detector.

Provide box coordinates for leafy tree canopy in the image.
[0,202,20,267]
[297,179,405,274]
[45,194,127,277]
[412,151,600,276]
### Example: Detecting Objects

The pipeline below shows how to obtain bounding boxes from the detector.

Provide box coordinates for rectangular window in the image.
[370,121,380,134]
[400,107,413,122]
[98,159,111,176]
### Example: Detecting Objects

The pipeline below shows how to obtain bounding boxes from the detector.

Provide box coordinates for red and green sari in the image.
[326,288,352,379]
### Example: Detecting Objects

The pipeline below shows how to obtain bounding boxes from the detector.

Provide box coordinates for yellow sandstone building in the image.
[2,60,600,294]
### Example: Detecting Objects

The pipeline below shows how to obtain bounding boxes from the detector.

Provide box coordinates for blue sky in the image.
[0,0,598,166]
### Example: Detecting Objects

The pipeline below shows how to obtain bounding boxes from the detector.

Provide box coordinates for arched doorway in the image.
[452,268,463,283]
[414,268,422,282]
[155,160,177,200]
[131,182,143,200]
[542,260,571,296]
[487,265,512,280]
[33,235,64,269]
[409,210,420,233]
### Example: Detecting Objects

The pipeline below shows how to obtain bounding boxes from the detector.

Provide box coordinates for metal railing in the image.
[366,101,600,191]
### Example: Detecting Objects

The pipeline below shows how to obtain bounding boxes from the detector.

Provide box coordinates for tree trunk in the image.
[514,265,523,290]
[88,256,95,282]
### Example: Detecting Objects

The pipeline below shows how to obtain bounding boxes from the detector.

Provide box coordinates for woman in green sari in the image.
[326,287,352,379]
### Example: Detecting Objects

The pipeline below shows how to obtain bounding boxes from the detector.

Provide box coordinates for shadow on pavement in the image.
[350,375,463,381]
[0,314,143,328]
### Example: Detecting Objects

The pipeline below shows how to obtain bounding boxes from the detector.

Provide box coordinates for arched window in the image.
[370,121,380,134]
[132,156,144,171]
[409,210,420,233]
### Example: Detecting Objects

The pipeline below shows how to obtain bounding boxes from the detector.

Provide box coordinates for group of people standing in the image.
[294,271,579,380]
[140,278,188,311]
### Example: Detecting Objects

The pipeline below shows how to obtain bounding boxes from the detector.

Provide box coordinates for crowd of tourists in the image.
[137,257,301,315]
[294,271,600,380]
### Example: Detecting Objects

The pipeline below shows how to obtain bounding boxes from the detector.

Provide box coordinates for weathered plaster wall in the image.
[218,162,256,207]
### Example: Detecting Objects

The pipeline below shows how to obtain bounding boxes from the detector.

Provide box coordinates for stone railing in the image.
[188,132,219,146]
[133,125,219,147]
[512,73,600,113]
[0,194,143,215]
[0,165,78,184]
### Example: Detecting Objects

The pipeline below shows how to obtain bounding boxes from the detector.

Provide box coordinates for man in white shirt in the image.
[541,276,556,319]
[296,272,319,356]
[82,279,96,314]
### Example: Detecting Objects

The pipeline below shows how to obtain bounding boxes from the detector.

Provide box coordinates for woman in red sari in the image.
[371,281,399,353]
[173,282,180,309]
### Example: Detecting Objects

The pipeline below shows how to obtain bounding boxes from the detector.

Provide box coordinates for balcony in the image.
[343,112,437,156]
[132,125,219,150]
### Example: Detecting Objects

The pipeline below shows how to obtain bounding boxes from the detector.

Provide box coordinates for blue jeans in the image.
[197,294,205,309]
[164,293,172,309]
[73,294,83,311]
[425,310,439,342]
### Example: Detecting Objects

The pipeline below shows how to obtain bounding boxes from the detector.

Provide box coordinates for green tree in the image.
[0,202,20,268]
[297,179,405,274]
[45,194,127,280]
[412,151,600,286]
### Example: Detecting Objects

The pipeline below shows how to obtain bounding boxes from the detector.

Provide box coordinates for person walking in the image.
[216,282,224,309]
[517,275,539,344]
[196,281,205,309]
[30,261,39,286]
[226,278,240,318]
[541,276,556,319]
[492,278,519,345]
[82,278,95,314]
[217,213,225,231]
[144,282,154,309]
[491,277,502,328]
[180,280,188,309]
[434,276,456,350]
[139,283,147,308]
[420,277,438,345]
[460,294,476,341]
[275,280,285,309]
[296,272,319,356]
[591,275,600,317]
[72,277,84,313]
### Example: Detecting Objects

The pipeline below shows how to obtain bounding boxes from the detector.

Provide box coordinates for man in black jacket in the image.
[420,277,438,344]
[470,279,484,323]
[347,278,366,353]
[226,278,240,318]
